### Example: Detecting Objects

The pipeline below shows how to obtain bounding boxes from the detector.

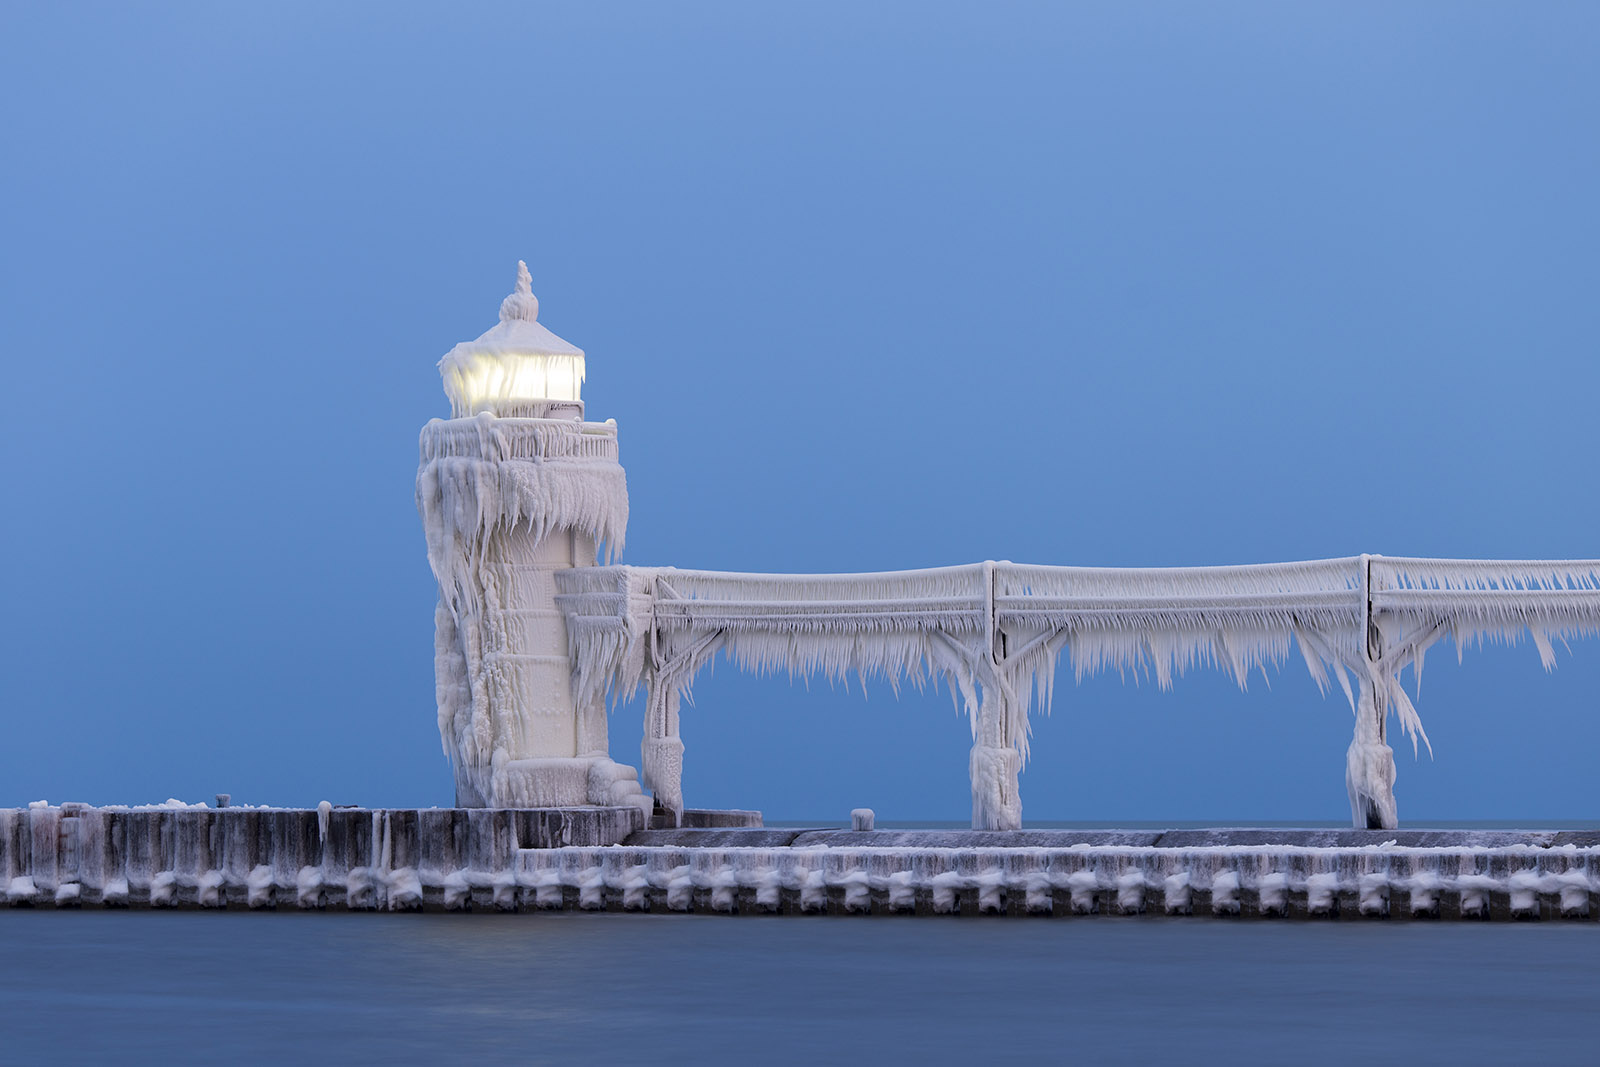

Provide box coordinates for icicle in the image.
[548,553,1600,832]
[1531,628,1558,671]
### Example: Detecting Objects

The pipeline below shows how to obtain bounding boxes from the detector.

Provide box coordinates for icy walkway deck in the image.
[5,806,1600,918]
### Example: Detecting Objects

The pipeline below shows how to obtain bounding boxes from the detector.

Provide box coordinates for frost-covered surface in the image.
[556,555,1600,831]
[8,804,1599,918]
[417,416,628,590]
[423,267,1600,832]
[438,261,586,418]
[0,804,642,910]
[417,414,633,808]
[519,840,1600,917]
[418,263,642,811]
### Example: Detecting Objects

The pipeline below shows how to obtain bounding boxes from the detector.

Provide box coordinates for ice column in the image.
[417,262,649,817]
[971,562,1025,830]
[638,597,724,827]
[1347,555,1399,829]
[642,676,686,821]
[970,689,1023,831]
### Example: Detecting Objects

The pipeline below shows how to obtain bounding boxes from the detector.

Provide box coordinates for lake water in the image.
[3,911,1596,1063]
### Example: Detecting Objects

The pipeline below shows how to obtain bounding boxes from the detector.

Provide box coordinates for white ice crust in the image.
[516,841,1600,918]
[418,265,643,815]
[8,804,1593,917]
[423,266,1600,831]
[438,262,586,418]
[556,555,1600,829]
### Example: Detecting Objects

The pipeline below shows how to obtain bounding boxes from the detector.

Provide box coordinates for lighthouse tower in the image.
[417,262,649,816]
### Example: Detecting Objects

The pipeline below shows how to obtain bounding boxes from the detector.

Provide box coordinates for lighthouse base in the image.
[481,757,651,820]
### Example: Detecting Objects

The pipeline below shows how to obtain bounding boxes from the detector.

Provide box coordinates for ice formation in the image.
[555,555,1600,830]
[0,803,641,911]
[417,264,646,816]
[8,803,1600,918]
[509,837,1600,918]
[438,260,586,418]
[419,263,1600,833]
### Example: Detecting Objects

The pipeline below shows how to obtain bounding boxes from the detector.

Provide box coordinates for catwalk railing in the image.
[554,556,1600,830]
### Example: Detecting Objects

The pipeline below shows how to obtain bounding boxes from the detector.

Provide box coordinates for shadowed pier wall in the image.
[0,804,643,911]
[6,806,1599,919]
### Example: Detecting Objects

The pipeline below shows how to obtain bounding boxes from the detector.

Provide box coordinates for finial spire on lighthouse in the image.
[500,260,540,324]
[440,259,584,418]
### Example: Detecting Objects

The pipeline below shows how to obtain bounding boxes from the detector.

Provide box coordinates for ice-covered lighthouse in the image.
[416,262,650,817]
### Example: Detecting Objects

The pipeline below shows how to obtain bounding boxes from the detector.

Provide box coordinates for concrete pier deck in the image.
[5,805,1598,919]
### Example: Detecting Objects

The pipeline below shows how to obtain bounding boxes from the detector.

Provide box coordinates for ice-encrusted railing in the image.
[1371,558,1600,669]
[419,415,619,465]
[558,559,1363,830]
[556,555,1600,832]
[558,565,992,822]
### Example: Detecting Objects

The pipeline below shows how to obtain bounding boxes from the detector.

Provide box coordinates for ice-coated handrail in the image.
[555,555,1600,832]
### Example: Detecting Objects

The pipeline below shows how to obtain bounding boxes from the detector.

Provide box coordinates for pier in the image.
[5,803,1599,920]
[414,266,1600,835]
[15,268,1598,923]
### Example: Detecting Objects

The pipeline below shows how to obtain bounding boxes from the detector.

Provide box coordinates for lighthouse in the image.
[417,262,649,816]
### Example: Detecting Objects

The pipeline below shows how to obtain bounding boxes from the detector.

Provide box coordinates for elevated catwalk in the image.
[558,556,1600,831]
[4,804,1599,919]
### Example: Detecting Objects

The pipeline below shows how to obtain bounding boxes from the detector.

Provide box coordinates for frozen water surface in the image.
[2,912,1597,1063]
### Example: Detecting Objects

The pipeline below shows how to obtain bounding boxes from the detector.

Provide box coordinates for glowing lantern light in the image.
[437,260,586,418]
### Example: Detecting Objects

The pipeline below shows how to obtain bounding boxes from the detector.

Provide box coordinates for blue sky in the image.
[3,3,1597,821]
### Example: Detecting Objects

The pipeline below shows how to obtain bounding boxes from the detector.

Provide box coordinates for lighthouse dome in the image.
[438,261,586,418]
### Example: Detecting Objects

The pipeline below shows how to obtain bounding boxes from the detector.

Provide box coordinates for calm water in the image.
[3,911,1596,1063]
